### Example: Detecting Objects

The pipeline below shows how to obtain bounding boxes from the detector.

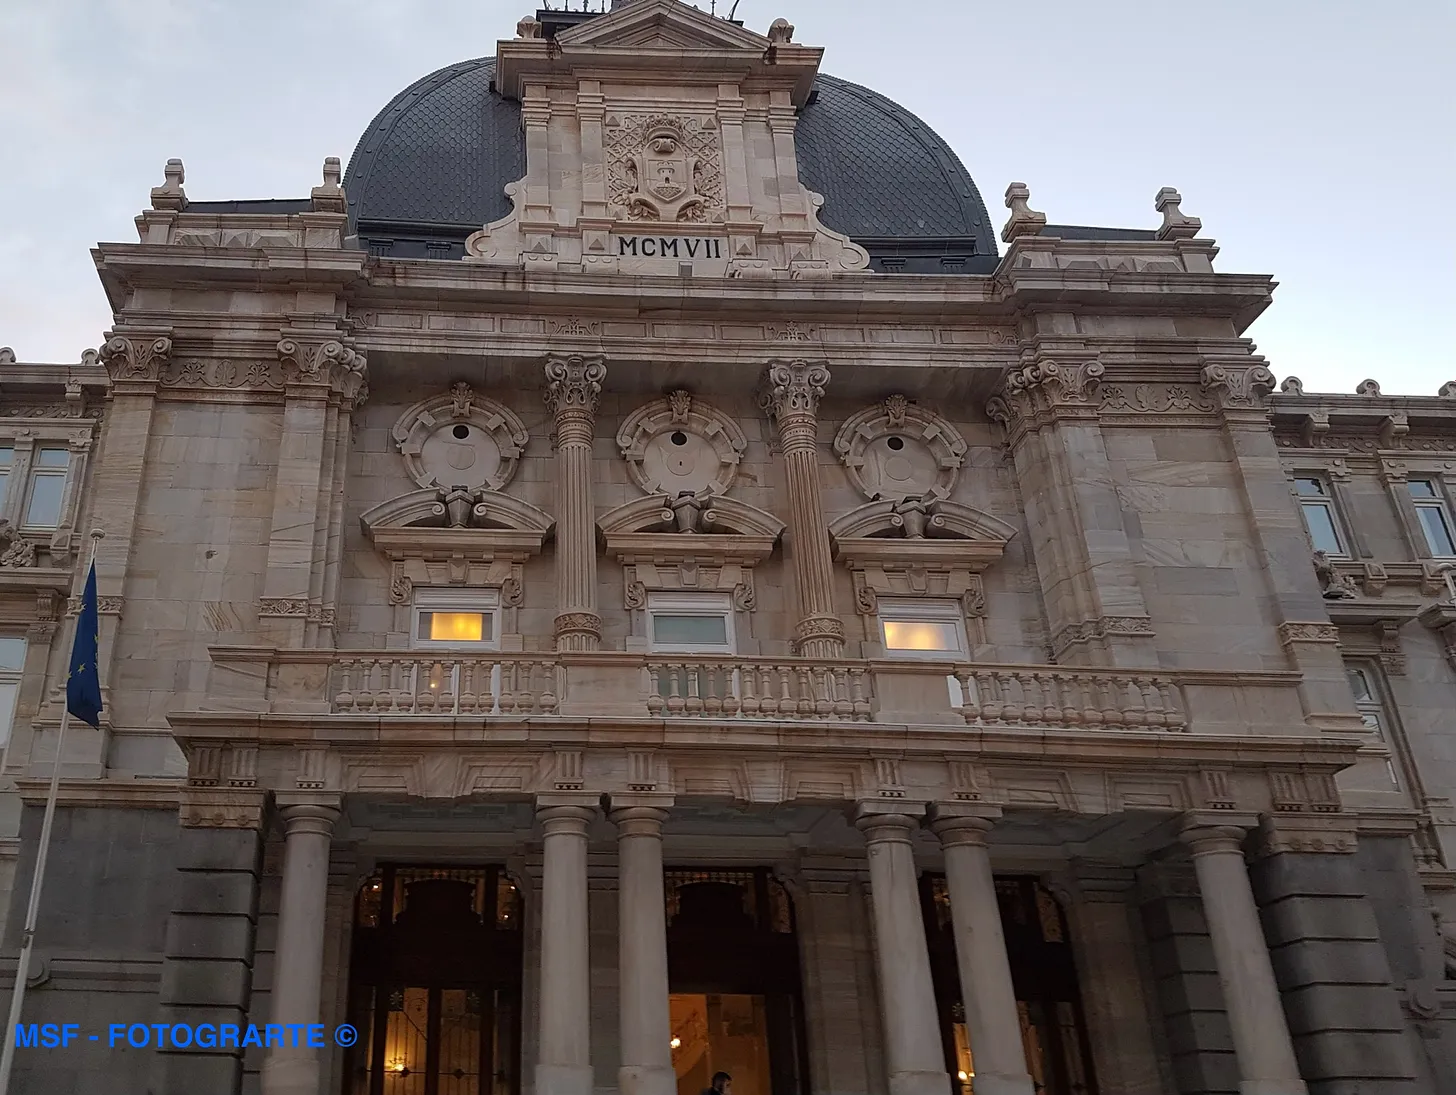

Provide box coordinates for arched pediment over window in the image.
[829,497,1016,552]
[360,488,554,561]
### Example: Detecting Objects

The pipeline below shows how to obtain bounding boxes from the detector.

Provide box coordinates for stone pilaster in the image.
[1180,819,1308,1095]
[609,799,674,1095]
[262,336,366,648]
[1200,356,1365,734]
[759,360,844,658]
[544,355,606,651]
[987,342,1157,667]
[535,795,598,1095]
[261,793,342,1095]
[926,806,1034,1095]
[853,804,950,1095]
[156,790,266,1095]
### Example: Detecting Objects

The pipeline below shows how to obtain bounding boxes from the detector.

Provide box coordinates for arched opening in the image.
[345,865,523,1095]
[665,868,810,1095]
[921,875,1098,1095]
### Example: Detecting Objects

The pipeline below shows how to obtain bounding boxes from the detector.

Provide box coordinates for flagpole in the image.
[0,530,103,1095]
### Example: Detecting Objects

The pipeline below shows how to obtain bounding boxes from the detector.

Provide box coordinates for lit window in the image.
[1346,663,1399,786]
[647,593,734,654]
[1408,479,1456,557]
[410,589,499,650]
[878,599,967,660]
[0,636,26,750]
[1295,476,1345,556]
[23,447,70,529]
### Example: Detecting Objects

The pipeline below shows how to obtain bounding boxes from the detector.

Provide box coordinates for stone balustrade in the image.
[202,647,1213,733]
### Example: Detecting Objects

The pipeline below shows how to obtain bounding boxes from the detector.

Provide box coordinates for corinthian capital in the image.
[99,332,173,383]
[543,354,607,420]
[986,353,1104,438]
[1200,357,1276,411]
[276,338,369,406]
[758,360,830,423]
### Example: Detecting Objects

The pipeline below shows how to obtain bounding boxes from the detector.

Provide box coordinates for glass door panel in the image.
[670,994,773,1095]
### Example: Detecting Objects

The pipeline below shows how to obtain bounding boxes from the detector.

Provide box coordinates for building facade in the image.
[1,2,1455,1094]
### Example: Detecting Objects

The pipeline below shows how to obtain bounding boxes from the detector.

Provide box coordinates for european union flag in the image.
[66,562,103,728]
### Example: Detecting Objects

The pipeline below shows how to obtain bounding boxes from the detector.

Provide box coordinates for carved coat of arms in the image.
[607,114,724,223]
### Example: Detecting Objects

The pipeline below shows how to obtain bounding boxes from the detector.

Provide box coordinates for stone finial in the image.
[311,156,346,213]
[1356,378,1382,396]
[1280,376,1304,394]
[150,158,187,211]
[1154,187,1201,241]
[1001,182,1046,243]
[79,348,100,367]
[767,18,794,44]
[516,16,542,38]
[1439,381,1456,398]
[0,348,14,365]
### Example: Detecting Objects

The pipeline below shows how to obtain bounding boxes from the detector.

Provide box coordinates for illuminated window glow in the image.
[883,619,961,652]
[419,611,489,643]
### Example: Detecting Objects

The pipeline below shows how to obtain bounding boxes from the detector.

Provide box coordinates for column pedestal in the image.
[261,795,341,1095]
[611,801,675,1095]
[855,805,951,1095]
[928,808,1034,1095]
[536,799,598,1095]
[1182,822,1307,1095]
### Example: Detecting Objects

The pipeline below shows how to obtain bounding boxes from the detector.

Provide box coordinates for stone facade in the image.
[0,3,1454,1094]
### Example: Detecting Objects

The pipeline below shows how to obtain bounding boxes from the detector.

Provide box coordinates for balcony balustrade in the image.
[202,647,1203,733]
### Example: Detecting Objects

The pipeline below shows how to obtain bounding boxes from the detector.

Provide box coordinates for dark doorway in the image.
[345,866,523,1095]
[665,869,810,1095]
[920,875,1097,1095]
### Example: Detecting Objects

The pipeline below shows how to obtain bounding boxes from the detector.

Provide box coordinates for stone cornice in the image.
[13,777,181,810]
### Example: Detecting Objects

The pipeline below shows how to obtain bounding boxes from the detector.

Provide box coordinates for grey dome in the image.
[344,58,998,271]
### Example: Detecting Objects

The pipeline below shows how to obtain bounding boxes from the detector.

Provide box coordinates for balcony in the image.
[189,648,1293,736]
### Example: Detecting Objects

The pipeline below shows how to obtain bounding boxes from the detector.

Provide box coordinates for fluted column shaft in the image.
[1182,824,1307,1095]
[855,807,951,1095]
[536,802,596,1095]
[261,797,341,1095]
[611,804,674,1095]
[544,356,606,651]
[929,812,1034,1095]
[760,361,844,658]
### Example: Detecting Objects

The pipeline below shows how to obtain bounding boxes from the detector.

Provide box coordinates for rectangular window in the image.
[878,599,968,660]
[1295,475,1345,555]
[410,589,499,650]
[1408,479,1456,556]
[23,447,70,529]
[1345,663,1399,786]
[0,636,27,750]
[647,593,735,654]
[0,446,12,510]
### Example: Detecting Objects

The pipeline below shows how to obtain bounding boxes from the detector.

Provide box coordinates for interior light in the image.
[670,1037,682,1049]
[957,1071,969,1081]
[883,619,958,652]
[428,611,485,642]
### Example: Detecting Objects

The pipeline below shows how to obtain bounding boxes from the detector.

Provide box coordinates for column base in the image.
[964,1071,1036,1095]
[1238,1083,1308,1095]
[619,1063,677,1095]
[535,1063,595,1095]
[260,1052,319,1095]
[888,1068,953,1095]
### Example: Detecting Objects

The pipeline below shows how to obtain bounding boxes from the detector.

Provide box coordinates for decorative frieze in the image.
[1277,621,1341,646]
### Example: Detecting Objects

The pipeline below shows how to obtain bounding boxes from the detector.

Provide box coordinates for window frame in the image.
[21,446,71,530]
[0,635,28,752]
[1293,473,1349,557]
[1407,478,1456,558]
[1343,660,1403,788]
[876,598,970,661]
[409,588,502,651]
[646,592,736,655]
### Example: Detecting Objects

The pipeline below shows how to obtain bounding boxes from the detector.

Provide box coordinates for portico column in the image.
[927,807,1034,1095]
[544,354,606,652]
[261,794,342,1095]
[854,805,951,1095]
[609,801,675,1095]
[536,799,598,1095]
[759,360,844,658]
[1180,822,1307,1095]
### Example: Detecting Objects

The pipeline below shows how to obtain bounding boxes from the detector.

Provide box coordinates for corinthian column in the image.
[759,360,844,658]
[544,355,606,651]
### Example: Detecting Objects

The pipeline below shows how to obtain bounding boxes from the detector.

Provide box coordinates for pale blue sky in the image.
[1,0,1451,394]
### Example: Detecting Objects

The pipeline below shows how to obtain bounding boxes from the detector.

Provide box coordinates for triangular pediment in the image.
[558,0,770,52]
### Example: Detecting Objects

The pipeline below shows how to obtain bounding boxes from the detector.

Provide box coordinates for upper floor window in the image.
[411,588,500,650]
[22,447,70,529]
[1346,663,1399,786]
[647,593,735,654]
[0,636,27,750]
[879,599,968,660]
[1295,476,1346,556]
[0,446,12,510]
[1408,479,1456,557]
